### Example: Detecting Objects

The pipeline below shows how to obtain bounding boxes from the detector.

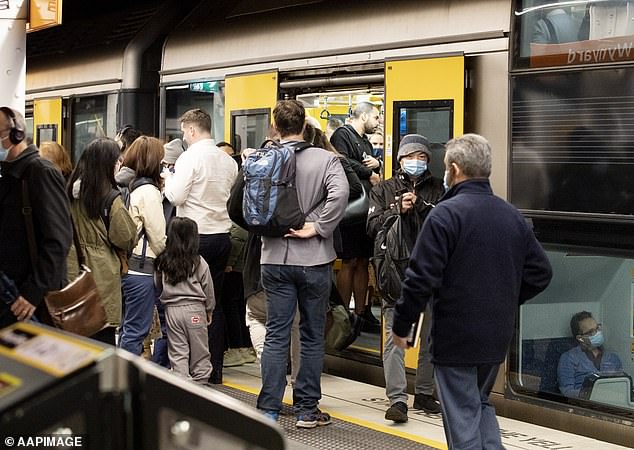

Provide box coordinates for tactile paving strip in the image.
[212,384,440,450]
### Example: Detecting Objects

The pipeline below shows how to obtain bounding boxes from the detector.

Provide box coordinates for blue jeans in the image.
[256,263,331,415]
[434,364,503,450]
[151,297,170,368]
[120,274,156,355]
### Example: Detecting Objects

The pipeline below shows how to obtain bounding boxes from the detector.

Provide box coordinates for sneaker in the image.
[296,409,332,428]
[413,393,441,413]
[239,347,257,364]
[385,401,408,423]
[262,410,279,422]
[223,348,245,367]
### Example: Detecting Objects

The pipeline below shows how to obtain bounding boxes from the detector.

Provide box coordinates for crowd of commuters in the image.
[1,102,568,448]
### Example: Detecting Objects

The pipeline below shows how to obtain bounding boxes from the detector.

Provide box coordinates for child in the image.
[154,217,214,384]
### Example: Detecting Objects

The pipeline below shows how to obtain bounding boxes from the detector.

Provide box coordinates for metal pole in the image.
[0,0,27,113]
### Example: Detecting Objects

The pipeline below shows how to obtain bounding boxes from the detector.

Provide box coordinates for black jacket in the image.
[367,169,444,242]
[393,179,552,366]
[330,124,375,181]
[0,146,72,326]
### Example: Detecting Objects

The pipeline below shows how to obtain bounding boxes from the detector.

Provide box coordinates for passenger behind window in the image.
[532,4,581,44]
[557,311,623,398]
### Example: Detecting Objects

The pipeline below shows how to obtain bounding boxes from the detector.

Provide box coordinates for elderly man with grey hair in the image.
[392,134,553,449]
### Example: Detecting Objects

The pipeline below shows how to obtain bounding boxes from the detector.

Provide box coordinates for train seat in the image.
[521,337,576,394]
[579,372,634,409]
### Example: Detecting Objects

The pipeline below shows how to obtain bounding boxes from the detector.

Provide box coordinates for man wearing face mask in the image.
[0,106,72,328]
[367,134,445,422]
[558,311,623,398]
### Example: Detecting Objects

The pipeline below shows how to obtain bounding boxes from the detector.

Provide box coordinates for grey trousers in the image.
[435,364,504,450]
[165,303,212,384]
[382,302,434,405]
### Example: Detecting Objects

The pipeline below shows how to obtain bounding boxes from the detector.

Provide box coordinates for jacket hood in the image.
[115,166,136,187]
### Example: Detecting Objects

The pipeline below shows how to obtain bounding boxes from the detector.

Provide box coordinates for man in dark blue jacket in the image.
[393,134,552,449]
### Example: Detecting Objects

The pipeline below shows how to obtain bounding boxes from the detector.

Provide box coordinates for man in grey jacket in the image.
[256,100,348,428]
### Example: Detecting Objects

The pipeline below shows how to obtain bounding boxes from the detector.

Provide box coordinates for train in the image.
[23,0,634,446]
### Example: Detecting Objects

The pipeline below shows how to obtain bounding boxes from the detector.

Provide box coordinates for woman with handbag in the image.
[67,138,137,345]
[118,136,167,355]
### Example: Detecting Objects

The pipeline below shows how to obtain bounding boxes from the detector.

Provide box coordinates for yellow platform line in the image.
[223,380,447,449]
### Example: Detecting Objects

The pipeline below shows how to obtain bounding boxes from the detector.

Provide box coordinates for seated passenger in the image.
[558,311,623,398]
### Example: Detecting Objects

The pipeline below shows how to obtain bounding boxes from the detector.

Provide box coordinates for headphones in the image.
[0,107,25,145]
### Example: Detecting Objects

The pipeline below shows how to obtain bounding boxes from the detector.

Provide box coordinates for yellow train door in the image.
[383,55,465,369]
[224,71,278,152]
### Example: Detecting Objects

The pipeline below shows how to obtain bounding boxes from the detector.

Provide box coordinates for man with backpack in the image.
[253,100,348,428]
[367,134,445,422]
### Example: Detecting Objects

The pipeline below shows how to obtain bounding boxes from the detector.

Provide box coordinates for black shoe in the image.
[413,394,441,413]
[385,401,408,423]
[362,308,381,326]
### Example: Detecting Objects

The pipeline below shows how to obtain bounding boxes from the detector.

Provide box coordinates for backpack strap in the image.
[101,189,121,232]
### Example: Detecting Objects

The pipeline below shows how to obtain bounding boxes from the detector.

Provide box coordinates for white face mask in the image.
[0,135,13,161]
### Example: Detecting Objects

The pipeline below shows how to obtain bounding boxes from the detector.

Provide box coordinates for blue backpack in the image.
[241,140,323,237]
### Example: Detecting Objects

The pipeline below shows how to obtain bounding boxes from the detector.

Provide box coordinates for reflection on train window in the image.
[512,248,634,412]
[165,81,225,143]
[230,109,269,152]
[392,100,452,178]
[513,0,634,69]
[72,95,115,163]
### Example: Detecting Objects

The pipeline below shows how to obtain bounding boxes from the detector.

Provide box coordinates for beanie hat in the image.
[397,134,431,161]
[163,138,185,164]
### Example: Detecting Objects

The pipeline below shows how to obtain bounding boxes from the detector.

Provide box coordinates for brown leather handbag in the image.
[23,179,107,337]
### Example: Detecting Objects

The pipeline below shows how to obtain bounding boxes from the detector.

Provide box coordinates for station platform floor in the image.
[215,363,630,450]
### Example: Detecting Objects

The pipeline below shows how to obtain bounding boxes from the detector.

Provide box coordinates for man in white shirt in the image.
[164,108,238,383]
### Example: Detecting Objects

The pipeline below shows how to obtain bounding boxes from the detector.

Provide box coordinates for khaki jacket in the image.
[67,195,136,326]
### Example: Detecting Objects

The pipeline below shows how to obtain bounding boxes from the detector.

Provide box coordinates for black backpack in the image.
[371,214,413,306]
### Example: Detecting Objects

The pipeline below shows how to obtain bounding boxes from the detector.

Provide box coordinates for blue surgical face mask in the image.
[0,148,8,162]
[402,159,426,177]
[443,170,450,191]
[588,330,604,348]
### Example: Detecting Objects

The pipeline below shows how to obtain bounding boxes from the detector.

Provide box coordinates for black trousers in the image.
[199,233,231,383]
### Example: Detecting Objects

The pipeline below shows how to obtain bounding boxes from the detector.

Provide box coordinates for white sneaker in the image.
[223,348,245,367]
[239,347,257,364]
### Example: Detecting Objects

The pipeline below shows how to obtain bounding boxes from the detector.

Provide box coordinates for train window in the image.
[391,100,452,178]
[71,95,115,163]
[230,109,270,153]
[165,82,225,143]
[511,248,634,413]
[510,68,634,219]
[512,1,634,69]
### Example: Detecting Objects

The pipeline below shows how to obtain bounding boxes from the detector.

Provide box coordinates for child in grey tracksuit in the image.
[154,217,215,384]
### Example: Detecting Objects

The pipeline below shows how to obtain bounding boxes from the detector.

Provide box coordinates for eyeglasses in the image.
[579,323,602,338]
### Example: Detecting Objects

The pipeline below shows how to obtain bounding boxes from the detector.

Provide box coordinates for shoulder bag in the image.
[340,182,369,227]
[23,179,107,337]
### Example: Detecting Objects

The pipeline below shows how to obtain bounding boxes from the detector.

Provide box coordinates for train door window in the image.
[392,100,453,177]
[512,248,634,414]
[165,81,225,143]
[71,95,115,163]
[230,109,270,152]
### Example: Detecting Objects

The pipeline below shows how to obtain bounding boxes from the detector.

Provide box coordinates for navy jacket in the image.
[393,179,552,366]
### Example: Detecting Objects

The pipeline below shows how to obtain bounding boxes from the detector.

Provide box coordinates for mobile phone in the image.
[406,312,425,347]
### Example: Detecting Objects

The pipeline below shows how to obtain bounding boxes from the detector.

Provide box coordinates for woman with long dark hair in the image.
[155,217,215,383]
[67,138,136,344]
